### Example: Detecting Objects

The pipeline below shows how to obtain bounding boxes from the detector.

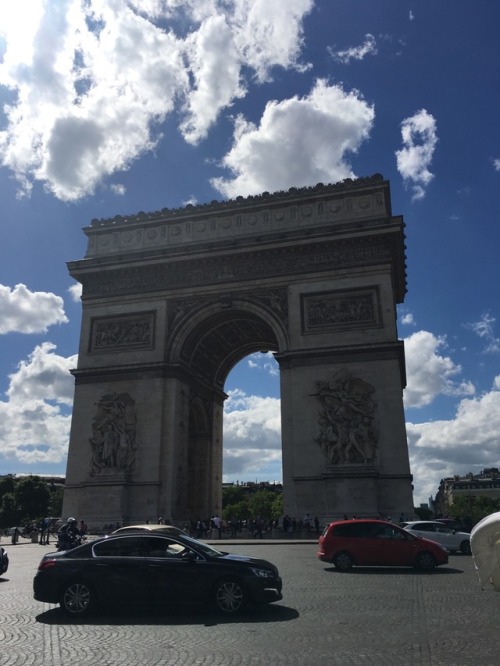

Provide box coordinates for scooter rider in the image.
[57,517,82,551]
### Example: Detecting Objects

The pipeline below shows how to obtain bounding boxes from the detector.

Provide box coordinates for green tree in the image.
[248,490,277,522]
[48,486,64,517]
[15,475,50,521]
[271,494,284,522]
[475,495,500,517]
[414,506,433,520]
[447,494,500,528]
[222,485,246,508]
[222,499,251,523]
[0,492,19,528]
[0,475,16,499]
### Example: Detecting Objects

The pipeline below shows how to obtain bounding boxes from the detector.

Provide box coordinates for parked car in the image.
[434,518,470,533]
[111,524,186,536]
[403,521,471,554]
[33,532,282,617]
[317,519,448,571]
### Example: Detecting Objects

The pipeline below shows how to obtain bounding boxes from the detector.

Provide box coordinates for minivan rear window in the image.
[332,522,373,538]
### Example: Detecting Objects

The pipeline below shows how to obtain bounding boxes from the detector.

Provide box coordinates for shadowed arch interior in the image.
[183,309,280,521]
[180,310,280,389]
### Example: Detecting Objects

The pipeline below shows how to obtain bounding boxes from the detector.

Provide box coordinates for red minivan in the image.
[318,519,448,571]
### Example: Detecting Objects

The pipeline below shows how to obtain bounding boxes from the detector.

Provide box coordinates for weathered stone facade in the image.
[62,174,414,527]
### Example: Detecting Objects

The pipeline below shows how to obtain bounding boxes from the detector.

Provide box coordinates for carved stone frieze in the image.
[90,312,155,352]
[89,393,137,476]
[168,288,288,332]
[303,288,380,332]
[313,370,378,466]
[81,237,393,299]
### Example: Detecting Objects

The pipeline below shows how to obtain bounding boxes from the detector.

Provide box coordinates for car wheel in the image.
[213,578,246,614]
[60,580,95,617]
[415,552,436,571]
[333,551,353,571]
[460,540,471,555]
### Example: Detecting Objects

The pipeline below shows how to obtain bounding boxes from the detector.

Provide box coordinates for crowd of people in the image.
[186,513,322,539]
[4,513,420,547]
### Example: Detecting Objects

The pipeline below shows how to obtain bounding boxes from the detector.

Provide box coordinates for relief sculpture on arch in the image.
[89,392,138,476]
[314,370,378,466]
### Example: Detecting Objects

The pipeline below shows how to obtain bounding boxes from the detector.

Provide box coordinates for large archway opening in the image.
[179,306,283,521]
[223,353,281,487]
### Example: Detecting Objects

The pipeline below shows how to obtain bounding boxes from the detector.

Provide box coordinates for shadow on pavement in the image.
[36,602,299,627]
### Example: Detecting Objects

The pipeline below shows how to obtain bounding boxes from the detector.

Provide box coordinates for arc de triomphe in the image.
[62,174,414,527]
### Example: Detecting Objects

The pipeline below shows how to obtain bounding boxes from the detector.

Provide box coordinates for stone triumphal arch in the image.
[62,174,414,527]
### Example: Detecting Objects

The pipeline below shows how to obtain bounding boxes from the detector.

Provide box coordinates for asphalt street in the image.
[1,537,500,666]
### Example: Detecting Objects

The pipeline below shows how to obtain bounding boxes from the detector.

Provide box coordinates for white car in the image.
[403,521,471,554]
[111,524,186,536]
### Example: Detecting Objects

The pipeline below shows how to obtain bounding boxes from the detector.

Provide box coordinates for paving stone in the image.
[1,540,500,665]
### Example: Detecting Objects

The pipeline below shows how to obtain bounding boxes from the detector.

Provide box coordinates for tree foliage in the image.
[0,492,18,528]
[0,475,16,497]
[445,495,500,529]
[222,499,251,523]
[414,506,433,520]
[48,486,64,517]
[271,494,284,521]
[222,486,283,524]
[222,485,246,509]
[15,476,50,519]
[0,475,61,528]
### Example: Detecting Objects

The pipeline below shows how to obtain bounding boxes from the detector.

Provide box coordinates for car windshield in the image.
[182,535,224,557]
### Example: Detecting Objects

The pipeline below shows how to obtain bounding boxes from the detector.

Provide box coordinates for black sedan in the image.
[33,533,282,617]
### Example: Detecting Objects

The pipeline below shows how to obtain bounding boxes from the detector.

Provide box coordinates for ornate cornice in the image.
[79,233,405,301]
[89,174,387,228]
[80,175,393,259]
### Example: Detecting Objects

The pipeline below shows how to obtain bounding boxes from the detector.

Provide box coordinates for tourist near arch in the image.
[62,174,414,527]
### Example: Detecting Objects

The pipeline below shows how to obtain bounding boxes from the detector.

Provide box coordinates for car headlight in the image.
[250,567,275,579]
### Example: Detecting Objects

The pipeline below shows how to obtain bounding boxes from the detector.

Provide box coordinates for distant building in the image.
[434,468,500,515]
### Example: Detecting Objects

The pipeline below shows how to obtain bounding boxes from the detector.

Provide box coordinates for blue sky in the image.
[0,0,499,507]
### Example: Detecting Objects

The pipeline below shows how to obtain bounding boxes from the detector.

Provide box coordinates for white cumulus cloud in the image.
[0,0,313,200]
[0,283,68,334]
[223,389,282,479]
[396,109,437,200]
[0,343,76,464]
[403,330,475,408]
[465,313,500,354]
[407,381,500,504]
[211,79,375,198]
[329,33,378,64]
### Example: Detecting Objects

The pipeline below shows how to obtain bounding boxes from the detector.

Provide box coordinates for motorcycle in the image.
[56,532,83,551]
[0,547,9,576]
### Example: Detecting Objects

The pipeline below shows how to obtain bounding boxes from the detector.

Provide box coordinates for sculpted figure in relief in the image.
[89,392,137,475]
[313,370,377,465]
